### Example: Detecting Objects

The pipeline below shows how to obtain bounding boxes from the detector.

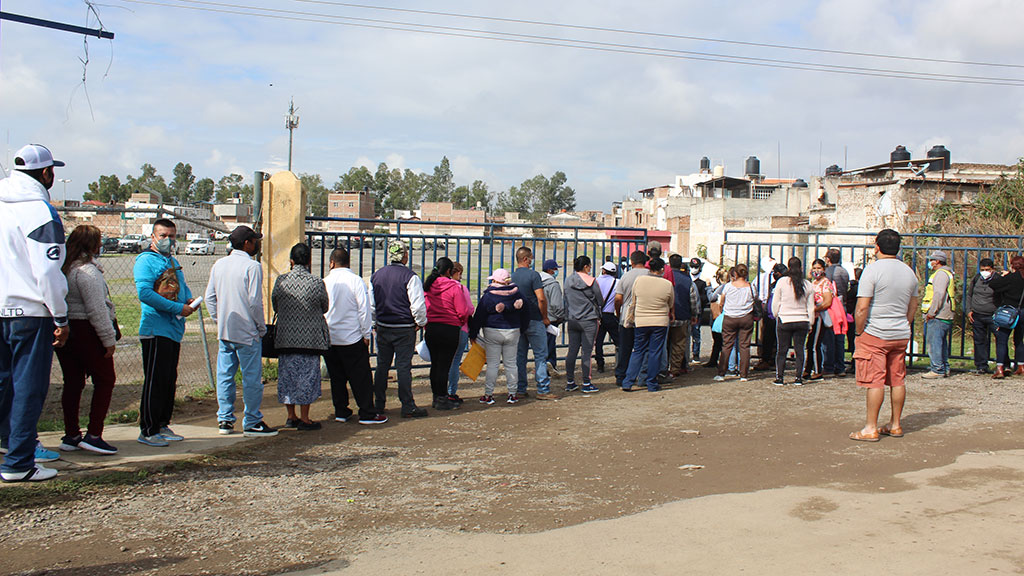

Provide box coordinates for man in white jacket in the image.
[0,145,69,482]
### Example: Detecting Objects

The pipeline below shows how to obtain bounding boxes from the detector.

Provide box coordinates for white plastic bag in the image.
[416,339,431,363]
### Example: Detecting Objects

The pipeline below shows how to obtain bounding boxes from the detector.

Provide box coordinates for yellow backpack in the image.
[921,268,955,314]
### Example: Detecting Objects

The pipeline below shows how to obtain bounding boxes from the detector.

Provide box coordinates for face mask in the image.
[811,270,823,279]
[156,238,175,256]
[927,261,934,270]
[981,270,993,279]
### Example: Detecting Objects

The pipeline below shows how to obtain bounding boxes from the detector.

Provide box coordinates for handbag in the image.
[993,290,1024,330]
[750,287,764,322]
[712,313,724,334]
[261,318,278,358]
[416,339,431,362]
[113,319,122,342]
[459,341,487,381]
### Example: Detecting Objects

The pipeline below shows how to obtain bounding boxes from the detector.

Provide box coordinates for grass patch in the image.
[105,409,139,425]
[0,469,150,512]
[36,418,62,433]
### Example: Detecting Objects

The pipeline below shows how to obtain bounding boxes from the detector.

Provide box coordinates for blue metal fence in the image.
[722,229,1024,366]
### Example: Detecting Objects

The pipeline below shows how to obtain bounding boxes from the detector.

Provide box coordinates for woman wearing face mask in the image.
[423,257,473,410]
[804,258,836,380]
[988,255,1024,378]
[55,225,120,455]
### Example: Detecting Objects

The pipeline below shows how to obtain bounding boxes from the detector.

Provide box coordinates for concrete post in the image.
[259,171,306,323]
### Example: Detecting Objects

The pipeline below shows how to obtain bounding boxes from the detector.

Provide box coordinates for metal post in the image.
[196,304,216,393]
[253,171,265,230]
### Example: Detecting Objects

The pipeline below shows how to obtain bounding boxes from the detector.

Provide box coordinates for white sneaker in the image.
[547,362,561,378]
[1,464,57,482]
[713,375,725,382]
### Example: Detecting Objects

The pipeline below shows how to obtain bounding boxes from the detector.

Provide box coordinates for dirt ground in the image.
[2,360,1023,576]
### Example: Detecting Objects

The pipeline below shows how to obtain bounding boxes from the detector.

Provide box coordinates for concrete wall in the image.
[260,171,305,323]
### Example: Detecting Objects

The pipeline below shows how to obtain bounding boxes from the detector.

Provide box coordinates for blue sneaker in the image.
[159,426,184,442]
[137,434,169,447]
[35,442,60,463]
[565,382,580,393]
[581,383,599,394]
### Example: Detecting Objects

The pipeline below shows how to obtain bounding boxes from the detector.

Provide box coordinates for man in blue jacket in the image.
[0,145,69,482]
[134,218,197,447]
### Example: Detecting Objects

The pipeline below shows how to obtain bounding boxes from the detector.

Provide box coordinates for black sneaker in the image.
[218,421,234,435]
[446,394,464,405]
[80,434,118,455]
[507,394,519,404]
[59,434,82,452]
[402,407,429,418]
[282,418,301,429]
[773,378,786,387]
[334,414,352,423]
[432,397,458,410]
[358,414,388,425]
[242,421,278,437]
[296,420,322,431]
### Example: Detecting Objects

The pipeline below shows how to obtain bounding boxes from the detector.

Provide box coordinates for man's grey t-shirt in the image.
[615,267,649,326]
[512,266,544,322]
[858,258,919,341]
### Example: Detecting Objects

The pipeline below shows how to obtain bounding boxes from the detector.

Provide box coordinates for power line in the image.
[114,0,1024,86]
[288,0,1024,70]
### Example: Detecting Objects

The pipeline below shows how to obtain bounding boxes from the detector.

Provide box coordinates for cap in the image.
[542,259,560,271]
[387,239,407,261]
[601,262,617,273]
[14,144,64,170]
[487,268,511,283]
[228,225,261,247]
[928,250,948,262]
[689,257,702,269]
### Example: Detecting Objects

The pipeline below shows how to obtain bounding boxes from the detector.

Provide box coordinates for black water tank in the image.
[891,145,911,163]
[700,156,710,172]
[927,145,951,171]
[792,178,808,188]
[825,164,842,177]
[745,156,760,176]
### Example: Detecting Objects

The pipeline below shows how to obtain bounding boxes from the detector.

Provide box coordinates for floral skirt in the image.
[277,353,322,405]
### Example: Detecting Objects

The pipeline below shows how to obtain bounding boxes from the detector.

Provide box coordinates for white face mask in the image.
[980,270,993,279]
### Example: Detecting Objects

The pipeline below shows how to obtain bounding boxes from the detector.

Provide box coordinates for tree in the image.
[83,174,130,204]
[336,166,375,192]
[498,171,576,221]
[300,173,330,217]
[496,185,532,217]
[453,179,491,211]
[424,156,455,203]
[124,163,167,202]
[168,162,197,205]
[215,173,252,204]
[386,169,427,214]
[193,177,215,204]
[925,159,1024,238]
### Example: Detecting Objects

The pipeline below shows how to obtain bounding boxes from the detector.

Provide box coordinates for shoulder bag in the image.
[750,286,764,322]
[261,315,279,358]
[993,289,1024,330]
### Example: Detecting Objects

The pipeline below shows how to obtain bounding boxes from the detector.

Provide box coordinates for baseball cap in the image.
[387,239,407,261]
[928,250,948,262]
[542,259,560,271]
[689,257,702,269]
[488,268,511,283]
[601,262,617,273]
[228,225,262,247]
[14,144,65,170]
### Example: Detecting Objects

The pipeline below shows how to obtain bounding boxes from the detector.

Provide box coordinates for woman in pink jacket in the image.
[424,257,472,411]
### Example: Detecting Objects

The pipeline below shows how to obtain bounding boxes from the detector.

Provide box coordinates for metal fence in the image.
[721,229,1024,366]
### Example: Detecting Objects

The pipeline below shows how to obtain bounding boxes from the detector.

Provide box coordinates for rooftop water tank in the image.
[927,145,951,172]
[745,156,761,177]
[891,145,911,163]
[700,157,710,172]
[792,178,808,188]
[825,164,843,177]
[713,165,725,178]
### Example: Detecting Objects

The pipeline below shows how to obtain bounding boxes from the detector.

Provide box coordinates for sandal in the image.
[879,425,904,437]
[849,429,880,442]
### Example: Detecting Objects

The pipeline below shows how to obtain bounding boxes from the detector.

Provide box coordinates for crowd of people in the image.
[3,144,1024,482]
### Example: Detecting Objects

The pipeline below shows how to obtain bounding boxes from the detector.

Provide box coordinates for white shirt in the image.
[324,266,373,346]
[205,250,266,345]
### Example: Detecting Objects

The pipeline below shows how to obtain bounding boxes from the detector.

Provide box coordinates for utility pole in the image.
[58,178,71,205]
[285,99,299,172]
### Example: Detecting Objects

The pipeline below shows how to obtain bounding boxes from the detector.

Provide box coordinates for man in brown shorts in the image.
[850,229,919,442]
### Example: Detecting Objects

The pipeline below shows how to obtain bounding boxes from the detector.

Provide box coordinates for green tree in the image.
[168,162,197,205]
[453,179,491,211]
[424,156,455,203]
[300,173,330,217]
[215,173,252,204]
[336,166,375,192]
[386,169,427,214]
[83,174,130,204]
[496,185,532,217]
[193,177,215,203]
[926,159,1024,236]
[124,163,167,201]
[498,171,576,220]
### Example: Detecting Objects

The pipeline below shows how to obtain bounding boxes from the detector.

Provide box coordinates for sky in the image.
[2,0,1024,209]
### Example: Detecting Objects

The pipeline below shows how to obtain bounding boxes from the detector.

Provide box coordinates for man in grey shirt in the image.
[922,250,955,379]
[850,229,919,443]
[613,250,649,387]
[205,226,275,437]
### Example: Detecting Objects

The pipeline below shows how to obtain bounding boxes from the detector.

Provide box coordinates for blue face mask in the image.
[156,238,176,256]
[927,261,934,270]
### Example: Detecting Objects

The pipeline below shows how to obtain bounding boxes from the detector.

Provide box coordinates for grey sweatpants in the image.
[566,319,599,384]
[483,327,519,396]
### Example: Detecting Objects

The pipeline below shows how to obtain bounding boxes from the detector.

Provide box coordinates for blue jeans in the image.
[517,320,551,394]
[728,340,740,372]
[0,317,55,473]
[994,310,1024,367]
[447,330,469,396]
[623,326,668,391]
[926,319,952,375]
[546,332,558,369]
[216,340,264,429]
[831,333,846,374]
[691,324,702,359]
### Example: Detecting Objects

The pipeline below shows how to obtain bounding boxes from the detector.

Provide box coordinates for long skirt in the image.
[277,353,322,405]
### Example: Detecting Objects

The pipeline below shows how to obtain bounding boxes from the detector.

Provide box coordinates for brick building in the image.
[327,190,375,231]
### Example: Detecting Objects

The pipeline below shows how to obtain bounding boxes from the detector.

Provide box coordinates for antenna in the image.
[285,98,300,172]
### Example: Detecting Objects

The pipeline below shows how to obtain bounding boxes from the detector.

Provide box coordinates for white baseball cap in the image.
[14,144,65,170]
[601,262,617,273]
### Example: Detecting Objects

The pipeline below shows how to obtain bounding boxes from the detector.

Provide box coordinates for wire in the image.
[113,0,1024,86]
[288,0,1024,70]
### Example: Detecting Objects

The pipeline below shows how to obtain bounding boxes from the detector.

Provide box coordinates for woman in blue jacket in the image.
[469,269,527,405]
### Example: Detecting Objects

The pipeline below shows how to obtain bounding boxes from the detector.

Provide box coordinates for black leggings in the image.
[776,322,809,381]
[425,323,461,398]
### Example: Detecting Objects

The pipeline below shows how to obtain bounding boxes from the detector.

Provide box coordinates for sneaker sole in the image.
[34,454,60,463]
[358,419,388,425]
[137,439,169,447]
[59,443,81,452]
[243,430,279,437]
[79,442,117,455]
[218,429,234,435]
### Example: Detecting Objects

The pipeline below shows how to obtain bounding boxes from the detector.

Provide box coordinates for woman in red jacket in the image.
[424,257,472,411]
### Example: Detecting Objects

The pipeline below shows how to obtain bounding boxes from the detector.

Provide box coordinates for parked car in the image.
[101,237,120,254]
[185,238,215,255]
[118,234,147,253]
